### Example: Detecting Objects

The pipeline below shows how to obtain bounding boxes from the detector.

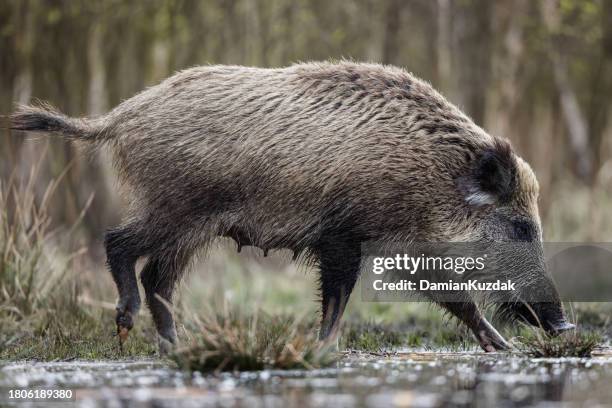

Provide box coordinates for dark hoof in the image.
[116,309,136,349]
[476,320,511,352]
[478,334,510,352]
[116,310,135,331]
[158,337,177,356]
[492,337,511,351]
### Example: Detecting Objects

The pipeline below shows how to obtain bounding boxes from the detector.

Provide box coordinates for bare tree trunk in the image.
[279,1,295,64]
[85,22,119,243]
[541,0,593,182]
[553,61,592,181]
[244,0,270,66]
[151,5,171,83]
[88,25,108,116]
[382,0,402,64]
[436,0,452,94]
[451,0,492,125]
[490,1,526,141]
[590,0,612,174]
[11,0,34,175]
[12,5,32,107]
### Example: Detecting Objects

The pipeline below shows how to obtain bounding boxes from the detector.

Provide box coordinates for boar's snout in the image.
[491,242,574,335]
[547,321,576,334]
[512,302,574,335]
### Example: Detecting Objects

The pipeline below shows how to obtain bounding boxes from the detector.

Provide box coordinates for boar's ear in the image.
[460,141,517,207]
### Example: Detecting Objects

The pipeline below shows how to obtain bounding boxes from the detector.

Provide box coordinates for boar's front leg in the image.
[439,301,510,352]
[317,244,361,341]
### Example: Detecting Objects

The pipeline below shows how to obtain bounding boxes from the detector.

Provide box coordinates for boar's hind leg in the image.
[318,245,361,341]
[439,301,510,352]
[105,224,147,341]
[140,247,193,354]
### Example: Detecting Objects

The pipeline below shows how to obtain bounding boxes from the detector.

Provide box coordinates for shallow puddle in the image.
[1,351,612,407]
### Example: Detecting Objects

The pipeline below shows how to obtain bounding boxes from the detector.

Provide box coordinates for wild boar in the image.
[10,61,574,353]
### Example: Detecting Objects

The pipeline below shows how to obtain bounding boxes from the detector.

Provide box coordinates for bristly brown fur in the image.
[10,61,568,351]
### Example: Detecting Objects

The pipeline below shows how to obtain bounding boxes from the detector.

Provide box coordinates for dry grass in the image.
[1,170,57,316]
[0,167,71,350]
[0,168,156,359]
[517,329,602,358]
[172,306,337,372]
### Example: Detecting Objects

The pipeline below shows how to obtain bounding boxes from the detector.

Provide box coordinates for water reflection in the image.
[1,352,611,407]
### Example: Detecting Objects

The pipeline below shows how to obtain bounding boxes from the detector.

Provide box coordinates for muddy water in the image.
[1,351,612,407]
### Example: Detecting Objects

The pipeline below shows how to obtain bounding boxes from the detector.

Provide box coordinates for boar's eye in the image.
[512,220,536,242]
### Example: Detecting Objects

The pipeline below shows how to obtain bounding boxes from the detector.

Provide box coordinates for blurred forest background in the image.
[1,0,612,254]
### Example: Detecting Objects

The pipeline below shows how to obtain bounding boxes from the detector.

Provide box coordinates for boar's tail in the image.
[10,103,107,143]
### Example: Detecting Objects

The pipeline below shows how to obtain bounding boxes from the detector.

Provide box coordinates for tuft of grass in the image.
[517,329,602,358]
[172,308,337,372]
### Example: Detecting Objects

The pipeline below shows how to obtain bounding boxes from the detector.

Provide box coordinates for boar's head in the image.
[453,139,574,334]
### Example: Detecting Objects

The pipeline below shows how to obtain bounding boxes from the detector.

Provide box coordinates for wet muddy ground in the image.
[1,351,612,407]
